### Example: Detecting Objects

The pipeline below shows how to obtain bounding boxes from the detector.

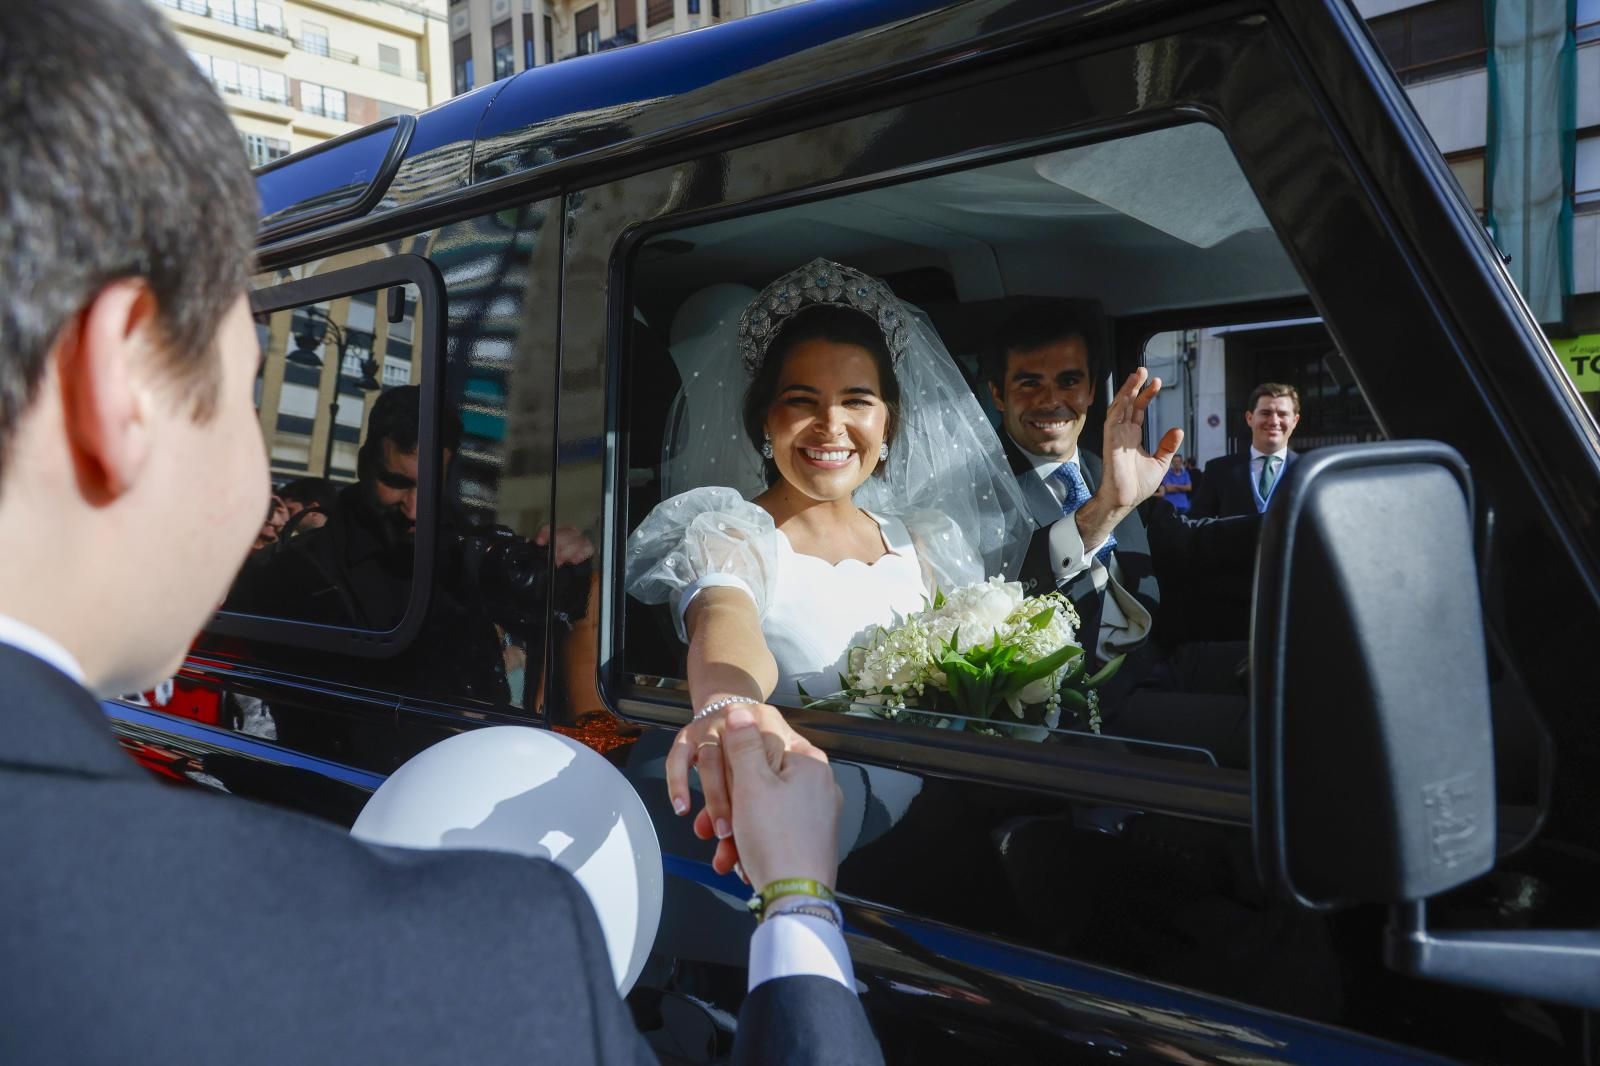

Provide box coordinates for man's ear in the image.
[988,381,1004,412]
[58,279,160,502]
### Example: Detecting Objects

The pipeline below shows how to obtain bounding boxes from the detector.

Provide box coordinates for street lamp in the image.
[286,307,383,477]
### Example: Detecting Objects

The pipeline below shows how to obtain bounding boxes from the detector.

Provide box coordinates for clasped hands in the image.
[1072,367,1185,551]
[666,699,840,893]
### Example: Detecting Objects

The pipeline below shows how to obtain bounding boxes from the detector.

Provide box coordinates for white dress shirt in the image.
[0,613,84,685]
[1251,445,1290,488]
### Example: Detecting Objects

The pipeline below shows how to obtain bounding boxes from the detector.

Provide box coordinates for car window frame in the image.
[209,253,446,659]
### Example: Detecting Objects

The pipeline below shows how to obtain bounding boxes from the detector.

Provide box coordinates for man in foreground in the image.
[1190,383,1302,518]
[0,4,879,1063]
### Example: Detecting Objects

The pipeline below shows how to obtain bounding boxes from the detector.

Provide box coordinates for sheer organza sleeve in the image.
[900,509,986,598]
[624,487,780,643]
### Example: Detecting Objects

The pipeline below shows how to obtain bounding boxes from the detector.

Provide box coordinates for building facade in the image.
[1150,0,1600,463]
[442,0,805,96]
[152,0,452,166]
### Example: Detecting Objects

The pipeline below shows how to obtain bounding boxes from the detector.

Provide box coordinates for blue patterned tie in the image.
[1051,461,1116,564]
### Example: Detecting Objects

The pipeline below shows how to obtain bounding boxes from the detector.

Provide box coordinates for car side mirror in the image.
[1251,441,1600,1010]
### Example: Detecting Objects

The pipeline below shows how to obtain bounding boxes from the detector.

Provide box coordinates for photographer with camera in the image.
[231,385,592,705]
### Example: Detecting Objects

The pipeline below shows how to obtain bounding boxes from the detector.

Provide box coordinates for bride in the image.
[626,258,1029,871]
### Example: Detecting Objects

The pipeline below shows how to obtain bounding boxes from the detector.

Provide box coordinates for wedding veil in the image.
[658,259,1031,586]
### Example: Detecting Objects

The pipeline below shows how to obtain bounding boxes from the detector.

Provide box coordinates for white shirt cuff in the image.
[747,914,855,993]
[674,572,756,639]
[1047,515,1094,585]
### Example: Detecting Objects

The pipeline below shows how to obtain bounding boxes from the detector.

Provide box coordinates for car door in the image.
[548,2,1599,1063]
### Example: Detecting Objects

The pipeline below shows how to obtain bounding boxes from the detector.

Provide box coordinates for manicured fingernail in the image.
[672,796,688,815]
[735,862,748,885]
[715,818,731,839]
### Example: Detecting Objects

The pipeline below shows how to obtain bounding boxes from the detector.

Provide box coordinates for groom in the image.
[985,304,1259,763]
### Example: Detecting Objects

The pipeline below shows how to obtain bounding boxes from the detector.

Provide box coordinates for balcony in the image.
[157,0,289,40]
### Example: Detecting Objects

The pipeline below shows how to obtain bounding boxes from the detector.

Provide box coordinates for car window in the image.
[614,121,1334,771]
[222,277,427,633]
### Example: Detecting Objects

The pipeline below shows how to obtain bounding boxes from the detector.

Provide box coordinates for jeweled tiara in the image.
[737,258,908,375]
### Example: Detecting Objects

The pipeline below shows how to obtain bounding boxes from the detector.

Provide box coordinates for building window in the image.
[492,19,515,79]
[300,21,330,58]
[379,43,403,76]
[523,12,536,68]
[1445,150,1486,215]
[210,57,241,93]
[241,132,291,168]
[1581,0,1600,44]
[191,52,289,104]
[1578,134,1600,210]
[1369,0,1486,85]
[377,99,415,121]
[544,15,554,64]
[575,5,599,56]
[688,0,700,13]
[453,34,475,94]
[647,0,672,28]
[300,82,346,121]
[616,0,636,36]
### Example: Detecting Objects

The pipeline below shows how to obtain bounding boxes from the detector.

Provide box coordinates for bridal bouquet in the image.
[806,577,1122,740]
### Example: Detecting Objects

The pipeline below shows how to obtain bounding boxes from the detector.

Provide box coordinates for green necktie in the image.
[1258,454,1281,497]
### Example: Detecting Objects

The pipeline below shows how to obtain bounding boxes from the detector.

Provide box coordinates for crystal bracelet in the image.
[765,901,843,928]
[694,694,759,720]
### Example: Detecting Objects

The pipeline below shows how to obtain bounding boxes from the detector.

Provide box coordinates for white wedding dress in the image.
[627,487,966,700]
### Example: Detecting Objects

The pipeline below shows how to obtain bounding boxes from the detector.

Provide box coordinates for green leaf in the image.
[1083,654,1127,689]
[933,587,947,609]
[1027,606,1055,631]
[796,680,812,700]
[1060,688,1088,712]
[994,642,1082,700]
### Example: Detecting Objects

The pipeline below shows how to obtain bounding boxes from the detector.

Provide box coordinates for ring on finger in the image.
[695,740,721,753]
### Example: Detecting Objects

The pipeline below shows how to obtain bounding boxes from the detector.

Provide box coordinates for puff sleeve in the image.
[625,487,781,643]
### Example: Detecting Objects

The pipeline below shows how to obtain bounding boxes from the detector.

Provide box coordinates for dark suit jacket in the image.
[1189,449,1299,519]
[0,644,882,1065]
[1001,435,1259,656]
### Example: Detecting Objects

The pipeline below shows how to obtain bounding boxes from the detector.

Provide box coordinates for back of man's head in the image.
[0,0,257,482]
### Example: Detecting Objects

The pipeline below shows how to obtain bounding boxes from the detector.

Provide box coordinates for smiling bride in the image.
[626,259,1031,724]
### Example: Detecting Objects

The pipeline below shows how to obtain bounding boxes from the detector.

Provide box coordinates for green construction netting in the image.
[1486,0,1577,327]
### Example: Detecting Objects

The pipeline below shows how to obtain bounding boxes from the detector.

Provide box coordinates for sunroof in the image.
[255,117,412,238]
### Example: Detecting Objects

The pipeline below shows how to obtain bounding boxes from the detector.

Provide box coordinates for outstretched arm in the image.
[665,588,793,878]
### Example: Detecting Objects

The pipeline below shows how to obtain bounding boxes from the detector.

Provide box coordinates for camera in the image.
[447,524,591,635]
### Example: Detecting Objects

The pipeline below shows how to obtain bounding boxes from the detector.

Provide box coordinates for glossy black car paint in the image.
[103,1,1600,1062]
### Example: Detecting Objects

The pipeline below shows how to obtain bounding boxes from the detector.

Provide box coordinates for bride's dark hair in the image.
[742,304,902,485]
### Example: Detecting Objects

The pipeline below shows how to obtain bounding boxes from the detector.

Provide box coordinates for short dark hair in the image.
[983,303,1099,393]
[742,304,902,485]
[1248,382,1301,415]
[0,1,258,483]
[357,385,464,482]
[278,477,341,512]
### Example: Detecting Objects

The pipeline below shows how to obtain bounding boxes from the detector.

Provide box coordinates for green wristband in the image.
[746,877,835,919]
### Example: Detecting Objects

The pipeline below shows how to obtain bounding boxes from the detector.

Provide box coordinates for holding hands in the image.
[667,698,839,890]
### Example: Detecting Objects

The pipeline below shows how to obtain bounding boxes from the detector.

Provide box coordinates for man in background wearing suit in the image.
[0,4,879,1063]
[1190,383,1302,518]
[985,304,1258,766]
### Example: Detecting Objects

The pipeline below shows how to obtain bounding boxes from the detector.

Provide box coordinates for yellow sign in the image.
[1552,335,1600,392]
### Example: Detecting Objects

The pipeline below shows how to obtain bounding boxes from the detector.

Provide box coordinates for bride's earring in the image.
[761,432,774,460]
[879,442,889,461]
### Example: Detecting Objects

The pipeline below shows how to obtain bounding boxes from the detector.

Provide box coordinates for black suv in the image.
[110,1,1600,1061]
